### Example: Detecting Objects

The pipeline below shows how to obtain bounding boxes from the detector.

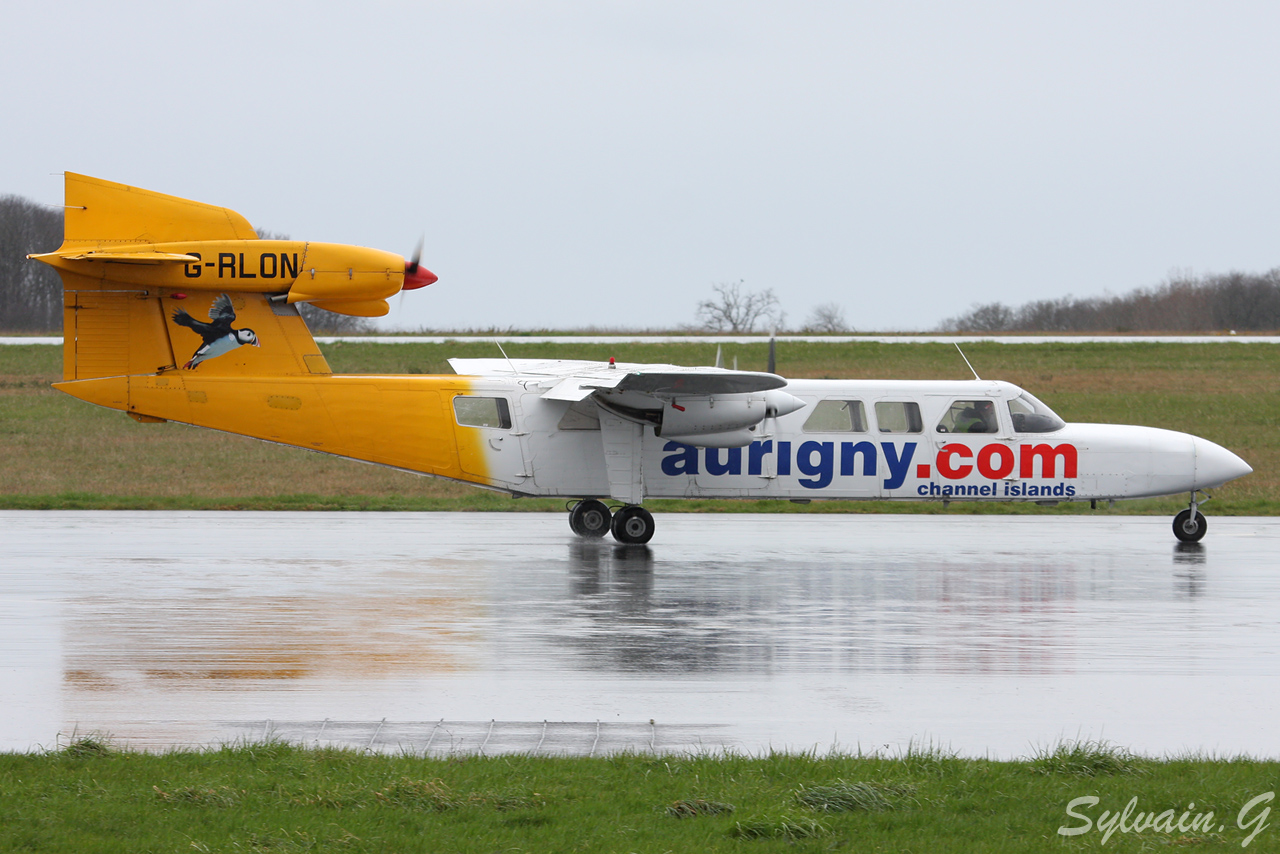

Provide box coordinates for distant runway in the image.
[2,511,1278,757]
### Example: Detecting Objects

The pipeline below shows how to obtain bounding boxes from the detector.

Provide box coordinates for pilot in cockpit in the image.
[944,400,998,433]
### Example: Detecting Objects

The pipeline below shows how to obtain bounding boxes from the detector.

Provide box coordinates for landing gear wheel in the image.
[1173,509,1207,543]
[569,500,612,538]
[611,505,655,545]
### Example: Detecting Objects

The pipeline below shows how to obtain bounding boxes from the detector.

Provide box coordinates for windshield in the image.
[1007,391,1065,433]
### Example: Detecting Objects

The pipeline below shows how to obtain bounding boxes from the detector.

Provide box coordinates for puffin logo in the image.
[172,293,261,369]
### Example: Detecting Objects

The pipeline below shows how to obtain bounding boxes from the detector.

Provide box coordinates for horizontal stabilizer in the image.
[32,250,198,264]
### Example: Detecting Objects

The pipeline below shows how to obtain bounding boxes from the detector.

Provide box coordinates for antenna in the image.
[954,343,980,380]
[495,339,519,376]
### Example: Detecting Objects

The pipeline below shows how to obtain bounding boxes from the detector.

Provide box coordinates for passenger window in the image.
[874,401,923,434]
[937,399,999,434]
[803,399,867,433]
[453,396,512,429]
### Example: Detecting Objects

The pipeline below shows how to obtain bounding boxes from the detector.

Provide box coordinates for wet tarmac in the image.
[2,510,1278,758]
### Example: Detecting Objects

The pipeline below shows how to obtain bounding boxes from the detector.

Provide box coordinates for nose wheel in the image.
[568,501,655,544]
[1173,491,1209,543]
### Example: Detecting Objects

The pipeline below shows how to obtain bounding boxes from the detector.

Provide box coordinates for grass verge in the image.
[2,738,1277,852]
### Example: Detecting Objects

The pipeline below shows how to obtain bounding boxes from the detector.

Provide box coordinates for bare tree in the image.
[938,301,1014,332]
[802,301,849,333]
[0,195,63,332]
[256,228,374,334]
[695,280,783,333]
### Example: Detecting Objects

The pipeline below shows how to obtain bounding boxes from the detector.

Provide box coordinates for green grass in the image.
[2,340,1275,513]
[2,739,1278,852]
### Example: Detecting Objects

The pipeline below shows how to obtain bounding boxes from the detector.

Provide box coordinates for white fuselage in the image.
[454,377,1252,504]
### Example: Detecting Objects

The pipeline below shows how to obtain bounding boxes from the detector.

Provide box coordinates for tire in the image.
[611,505,655,545]
[1173,509,1207,543]
[570,499,612,538]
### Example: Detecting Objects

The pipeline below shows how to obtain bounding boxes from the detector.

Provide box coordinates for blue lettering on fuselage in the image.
[880,442,915,490]
[661,440,915,490]
[705,447,742,476]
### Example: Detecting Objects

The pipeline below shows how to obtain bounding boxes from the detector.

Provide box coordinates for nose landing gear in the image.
[568,500,656,544]
[1173,491,1209,543]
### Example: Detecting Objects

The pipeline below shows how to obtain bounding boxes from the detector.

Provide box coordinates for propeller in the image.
[402,237,438,290]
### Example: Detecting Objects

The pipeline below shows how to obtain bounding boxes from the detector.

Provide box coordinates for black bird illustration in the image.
[172,293,259,369]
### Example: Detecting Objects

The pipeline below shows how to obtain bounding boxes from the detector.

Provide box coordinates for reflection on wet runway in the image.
[2,511,1277,757]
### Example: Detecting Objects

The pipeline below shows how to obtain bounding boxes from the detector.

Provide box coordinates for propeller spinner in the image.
[402,238,438,290]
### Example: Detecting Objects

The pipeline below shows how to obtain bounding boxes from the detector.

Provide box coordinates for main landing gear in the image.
[1173,490,1209,543]
[567,500,655,545]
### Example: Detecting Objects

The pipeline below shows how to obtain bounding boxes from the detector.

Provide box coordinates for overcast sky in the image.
[4,1,1280,331]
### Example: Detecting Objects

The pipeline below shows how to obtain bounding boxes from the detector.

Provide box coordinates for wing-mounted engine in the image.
[600,368,805,448]
[598,388,806,448]
[446,358,809,449]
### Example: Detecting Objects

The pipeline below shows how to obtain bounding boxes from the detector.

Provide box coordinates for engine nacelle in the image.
[286,242,406,317]
[657,397,764,439]
[655,391,806,442]
[660,429,759,448]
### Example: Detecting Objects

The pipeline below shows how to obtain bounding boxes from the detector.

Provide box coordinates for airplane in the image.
[29,173,1252,545]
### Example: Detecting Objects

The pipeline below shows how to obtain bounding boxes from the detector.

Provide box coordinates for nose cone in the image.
[402,264,438,290]
[1194,437,1252,488]
[763,389,807,418]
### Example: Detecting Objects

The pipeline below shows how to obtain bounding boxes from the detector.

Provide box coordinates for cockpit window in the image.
[1007,392,1065,433]
[937,399,999,434]
[453,396,513,429]
[803,399,867,433]
[874,401,923,434]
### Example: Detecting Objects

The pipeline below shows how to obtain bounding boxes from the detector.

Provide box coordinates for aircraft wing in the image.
[447,358,788,401]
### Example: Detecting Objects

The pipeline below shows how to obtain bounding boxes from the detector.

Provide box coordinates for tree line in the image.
[939,270,1280,333]
[0,194,63,331]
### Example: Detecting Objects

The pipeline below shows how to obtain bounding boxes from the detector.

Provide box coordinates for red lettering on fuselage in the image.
[936,443,973,478]
[1019,443,1077,478]
[977,444,1016,479]
[934,443,1077,480]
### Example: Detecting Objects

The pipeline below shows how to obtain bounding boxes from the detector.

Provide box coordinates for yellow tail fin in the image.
[29,174,405,383]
